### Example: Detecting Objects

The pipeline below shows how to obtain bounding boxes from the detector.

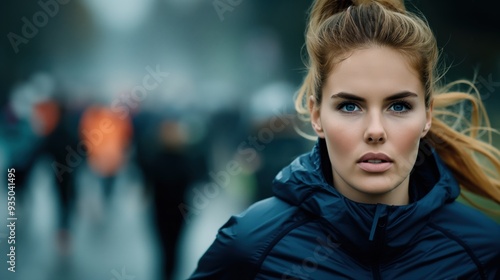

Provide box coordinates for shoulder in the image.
[221,196,312,254]
[236,196,305,227]
[431,201,500,241]
[189,197,312,279]
[429,201,500,272]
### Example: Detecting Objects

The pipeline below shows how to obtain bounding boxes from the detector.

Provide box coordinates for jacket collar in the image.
[273,138,460,260]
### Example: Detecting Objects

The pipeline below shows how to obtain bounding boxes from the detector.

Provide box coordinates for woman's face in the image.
[310,46,432,205]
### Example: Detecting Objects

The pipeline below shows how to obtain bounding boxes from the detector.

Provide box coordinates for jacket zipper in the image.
[372,263,382,280]
[371,209,387,280]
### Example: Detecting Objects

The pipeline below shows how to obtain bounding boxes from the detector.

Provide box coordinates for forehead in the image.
[324,46,423,98]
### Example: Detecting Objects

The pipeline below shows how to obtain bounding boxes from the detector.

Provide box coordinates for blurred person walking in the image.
[6,73,81,254]
[133,110,202,280]
[79,104,133,209]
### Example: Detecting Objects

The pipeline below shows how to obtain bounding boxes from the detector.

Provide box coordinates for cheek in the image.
[388,120,425,169]
[323,120,360,158]
[394,129,422,151]
[390,119,425,150]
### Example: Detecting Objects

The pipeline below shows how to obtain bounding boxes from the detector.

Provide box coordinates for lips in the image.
[357,152,393,173]
[357,152,393,163]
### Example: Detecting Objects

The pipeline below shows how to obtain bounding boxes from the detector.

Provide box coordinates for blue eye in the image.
[338,102,360,112]
[389,102,411,112]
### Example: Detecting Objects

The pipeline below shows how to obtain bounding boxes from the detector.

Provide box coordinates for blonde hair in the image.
[295,0,500,213]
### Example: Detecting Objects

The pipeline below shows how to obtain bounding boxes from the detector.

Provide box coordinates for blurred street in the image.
[0,154,248,280]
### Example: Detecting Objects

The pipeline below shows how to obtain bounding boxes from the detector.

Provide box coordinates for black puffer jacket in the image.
[190,139,500,279]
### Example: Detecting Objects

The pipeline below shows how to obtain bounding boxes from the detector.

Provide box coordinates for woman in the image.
[189,0,500,279]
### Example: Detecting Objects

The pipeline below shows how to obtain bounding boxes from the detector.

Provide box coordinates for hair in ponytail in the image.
[295,0,500,212]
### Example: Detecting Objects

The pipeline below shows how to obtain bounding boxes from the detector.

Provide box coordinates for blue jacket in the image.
[190,140,500,279]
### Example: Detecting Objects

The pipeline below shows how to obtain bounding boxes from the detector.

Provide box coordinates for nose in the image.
[364,113,387,144]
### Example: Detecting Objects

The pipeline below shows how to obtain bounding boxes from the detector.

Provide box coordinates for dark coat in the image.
[190,139,500,279]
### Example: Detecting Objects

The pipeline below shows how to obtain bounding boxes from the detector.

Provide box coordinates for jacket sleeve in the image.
[188,216,256,280]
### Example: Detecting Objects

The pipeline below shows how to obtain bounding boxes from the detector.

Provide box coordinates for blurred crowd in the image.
[0,69,312,279]
[1,1,315,279]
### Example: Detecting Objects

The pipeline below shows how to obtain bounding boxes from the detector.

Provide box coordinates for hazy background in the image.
[0,1,499,280]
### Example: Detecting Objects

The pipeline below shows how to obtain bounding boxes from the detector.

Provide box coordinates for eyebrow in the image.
[331,91,419,102]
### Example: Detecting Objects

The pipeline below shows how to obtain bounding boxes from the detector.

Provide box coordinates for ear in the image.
[309,96,325,138]
[421,98,433,138]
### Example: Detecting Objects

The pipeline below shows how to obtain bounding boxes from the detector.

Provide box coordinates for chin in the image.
[354,178,401,195]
